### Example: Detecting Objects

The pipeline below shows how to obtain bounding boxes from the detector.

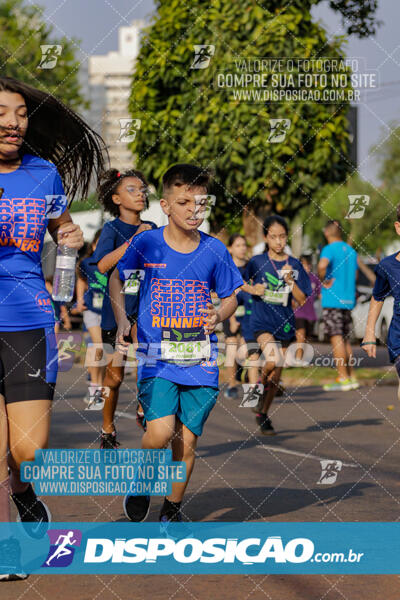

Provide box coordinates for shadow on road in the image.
[182,481,374,521]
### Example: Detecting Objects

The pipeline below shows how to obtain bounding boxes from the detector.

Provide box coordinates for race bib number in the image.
[235,305,245,318]
[92,293,104,309]
[262,286,290,306]
[160,327,210,365]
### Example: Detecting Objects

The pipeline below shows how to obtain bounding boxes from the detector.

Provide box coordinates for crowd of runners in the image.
[0,76,398,581]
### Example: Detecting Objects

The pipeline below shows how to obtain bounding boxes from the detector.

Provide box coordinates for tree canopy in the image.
[129,0,358,233]
[0,0,86,110]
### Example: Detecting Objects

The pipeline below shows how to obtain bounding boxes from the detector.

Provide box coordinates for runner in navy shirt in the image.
[362,209,400,403]
[91,168,156,449]
[222,234,248,399]
[243,216,311,435]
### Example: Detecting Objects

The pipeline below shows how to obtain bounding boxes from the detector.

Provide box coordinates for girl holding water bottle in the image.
[0,76,105,578]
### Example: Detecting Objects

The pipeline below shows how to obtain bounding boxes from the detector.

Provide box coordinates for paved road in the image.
[310,342,391,368]
[4,361,400,599]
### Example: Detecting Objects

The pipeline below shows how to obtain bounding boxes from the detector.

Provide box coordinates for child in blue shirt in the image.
[362,206,400,400]
[91,169,157,448]
[110,164,243,525]
[243,215,311,435]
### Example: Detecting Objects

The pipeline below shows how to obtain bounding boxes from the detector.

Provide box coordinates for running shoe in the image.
[123,495,150,522]
[11,484,51,539]
[159,500,193,540]
[224,386,239,400]
[322,378,354,392]
[349,377,360,390]
[256,413,276,436]
[100,430,120,449]
[0,537,28,581]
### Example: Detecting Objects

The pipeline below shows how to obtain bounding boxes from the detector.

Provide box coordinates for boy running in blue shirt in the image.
[362,205,400,399]
[110,164,243,524]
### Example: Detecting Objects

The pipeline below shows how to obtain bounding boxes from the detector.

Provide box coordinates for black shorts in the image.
[102,326,134,352]
[0,328,58,404]
[295,318,315,338]
[322,308,352,338]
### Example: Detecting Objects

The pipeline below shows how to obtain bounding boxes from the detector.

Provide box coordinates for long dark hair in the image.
[0,76,107,201]
[263,215,289,252]
[97,168,149,217]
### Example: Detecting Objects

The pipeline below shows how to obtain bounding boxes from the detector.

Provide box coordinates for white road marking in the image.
[258,445,358,468]
[114,410,359,468]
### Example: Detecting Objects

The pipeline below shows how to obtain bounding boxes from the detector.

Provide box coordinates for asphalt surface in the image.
[4,350,400,599]
[310,342,390,369]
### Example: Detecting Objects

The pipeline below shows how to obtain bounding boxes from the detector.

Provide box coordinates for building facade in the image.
[88,20,145,170]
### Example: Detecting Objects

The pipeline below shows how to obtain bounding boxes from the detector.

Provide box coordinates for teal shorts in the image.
[137,377,219,436]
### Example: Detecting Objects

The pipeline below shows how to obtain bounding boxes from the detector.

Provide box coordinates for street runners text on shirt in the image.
[151,278,210,328]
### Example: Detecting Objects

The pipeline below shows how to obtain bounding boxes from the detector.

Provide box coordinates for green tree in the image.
[300,175,397,257]
[0,0,86,110]
[374,124,400,195]
[326,0,380,38]
[128,0,357,233]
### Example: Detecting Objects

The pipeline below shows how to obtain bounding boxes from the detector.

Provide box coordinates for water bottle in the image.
[52,245,77,302]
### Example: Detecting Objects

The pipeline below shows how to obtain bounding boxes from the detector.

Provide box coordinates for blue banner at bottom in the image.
[0,522,398,575]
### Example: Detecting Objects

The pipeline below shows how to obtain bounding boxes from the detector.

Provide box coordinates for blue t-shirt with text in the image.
[0,154,66,331]
[244,252,312,340]
[91,218,156,330]
[372,253,399,362]
[320,241,358,310]
[117,227,243,388]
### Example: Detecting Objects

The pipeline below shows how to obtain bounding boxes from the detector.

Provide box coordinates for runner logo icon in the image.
[42,529,82,567]
[191,45,215,69]
[118,119,141,143]
[317,460,342,485]
[38,45,62,69]
[240,384,264,408]
[267,119,291,143]
[346,195,370,219]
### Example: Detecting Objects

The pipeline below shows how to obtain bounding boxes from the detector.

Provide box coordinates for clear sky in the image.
[36,0,399,184]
